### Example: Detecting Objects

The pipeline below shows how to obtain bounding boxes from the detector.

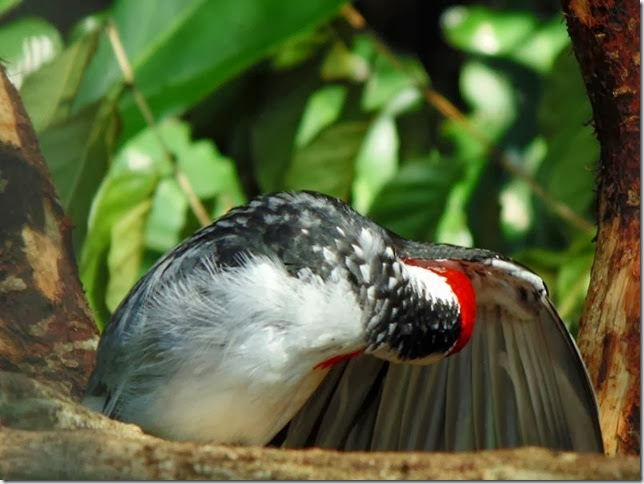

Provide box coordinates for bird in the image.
[83,190,604,453]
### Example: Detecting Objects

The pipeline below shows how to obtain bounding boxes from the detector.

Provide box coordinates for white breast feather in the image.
[113,256,365,445]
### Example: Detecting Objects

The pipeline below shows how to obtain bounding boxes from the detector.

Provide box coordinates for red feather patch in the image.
[402,258,477,355]
[314,349,364,370]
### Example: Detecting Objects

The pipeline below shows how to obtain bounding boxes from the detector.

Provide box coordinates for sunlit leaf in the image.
[285,121,368,200]
[510,15,570,74]
[38,99,120,251]
[20,31,99,132]
[106,199,151,311]
[295,84,347,147]
[74,0,347,140]
[368,156,464,240]
[320,40,370,82]
[361,55,420,112]
[0,0,21,18]
[271,28,329,70]
[0,17,62,88]
[441,6,537,57]
[144,178,188,253]
[460,60,516,131]
[538,51,598,217]
[352,115,398,213]
[80,170,158,329]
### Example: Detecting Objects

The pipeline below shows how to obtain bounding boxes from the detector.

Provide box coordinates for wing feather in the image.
[283,253,603,453]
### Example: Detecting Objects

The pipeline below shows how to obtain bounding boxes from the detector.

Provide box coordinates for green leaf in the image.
[111,117,244,251]
[352,115,398,213]
[0,0,21,18]
[320,38,371,82]
[114,116,243,200]
[38,99,120,251]
[144,178,188,253]
[441,6,537,57]
[0,17,63,88]
[20,31,99,132]
[460,60,516,130]
[251,76,318,192]
[510,15,570,74]
[74,0,347,140]
[271,28,329,70]
[368,157,464,240]
[361,55,419,112]
[80,170,158,328]
[106,199,151,312]
[285,121,368,200]
[295,84,347,148]
[538,51,598,216]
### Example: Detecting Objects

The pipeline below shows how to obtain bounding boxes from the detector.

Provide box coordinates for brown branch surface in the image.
[0,371,639,480]
[0,68,98,400]
[561,0,641,456]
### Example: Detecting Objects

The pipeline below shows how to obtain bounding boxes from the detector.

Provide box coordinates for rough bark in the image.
[561,0,641,456]
[0,372,640,480]
[0,67,99,400]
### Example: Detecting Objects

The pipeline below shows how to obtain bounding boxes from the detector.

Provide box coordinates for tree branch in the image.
[561,0,640,455]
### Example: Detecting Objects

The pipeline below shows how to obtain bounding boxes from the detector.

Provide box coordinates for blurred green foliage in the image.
[0,0,598,332]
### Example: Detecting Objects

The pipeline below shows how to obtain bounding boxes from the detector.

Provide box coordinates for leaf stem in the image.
[105,20,211,227]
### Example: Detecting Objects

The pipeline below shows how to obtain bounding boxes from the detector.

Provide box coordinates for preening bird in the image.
[84,191,603,452]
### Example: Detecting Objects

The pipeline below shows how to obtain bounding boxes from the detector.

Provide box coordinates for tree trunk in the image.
[0,68,99,400]
[561,0,640,456]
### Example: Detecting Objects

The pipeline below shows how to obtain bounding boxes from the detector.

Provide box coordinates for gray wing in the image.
[282,252,604,453]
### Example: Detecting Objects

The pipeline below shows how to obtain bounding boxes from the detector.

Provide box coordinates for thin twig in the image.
[341,5,594,233]
[105,20,211,227]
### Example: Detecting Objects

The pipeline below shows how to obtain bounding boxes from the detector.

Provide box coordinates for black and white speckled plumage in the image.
[93,191,465,376]
[84,190,603,452]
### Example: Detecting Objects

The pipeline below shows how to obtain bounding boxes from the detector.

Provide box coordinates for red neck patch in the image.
[314,349,364,370]
[402,258,477,356]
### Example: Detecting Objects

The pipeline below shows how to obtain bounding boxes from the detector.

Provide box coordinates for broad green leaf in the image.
[460,60,516,132]
[106,199,151,311]
[20,31,99,132]
[368,157,464,240]
[252,76,319,192]
[74,0,348,140]
[38,99,120,252]
[144,178,188,253]
[68,12,108,43]
[295,84,347,148]
[352,115,398,213]
[442,7,569,74]
[320,38,370,82]
[538,51,598,217]
[285,121,368,200]
[271,28,329,70]
[113,117,243,203]
[361,55,421,112]
[80,170,158,328]
[0,0,21,18]
[441,6,536,57]
[499,179,533,237]
[435,183,474,247]
[510,15,570,74]
[0,17,62,88]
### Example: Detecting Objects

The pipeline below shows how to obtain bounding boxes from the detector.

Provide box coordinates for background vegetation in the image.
[0,0,598,332]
